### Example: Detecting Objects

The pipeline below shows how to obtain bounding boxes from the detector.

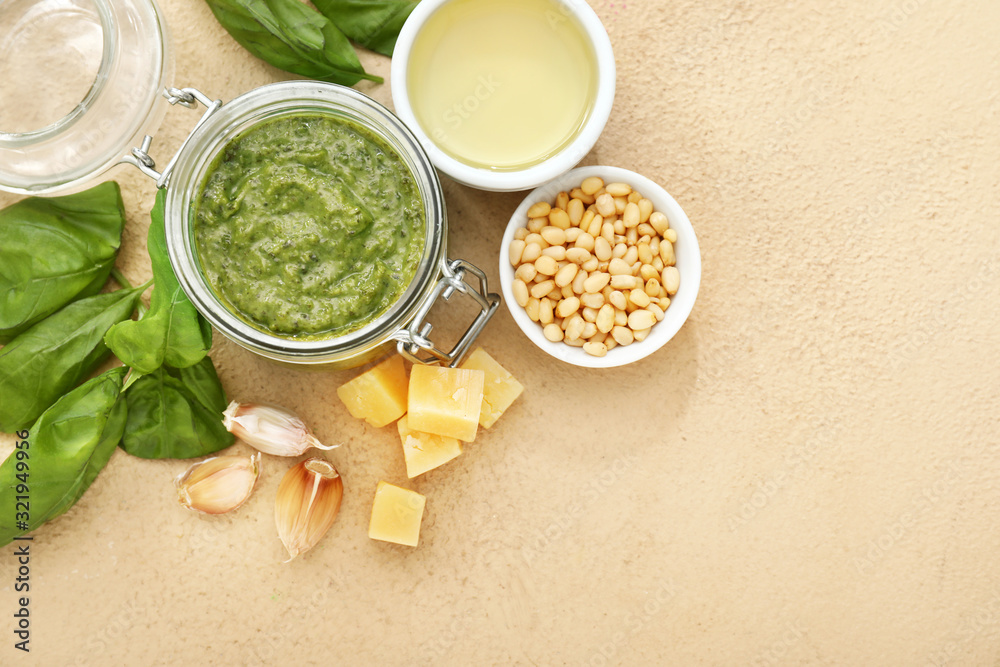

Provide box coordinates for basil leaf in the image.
[104,190,212,374]
[0,367,128,546]
[204,0,383,85]
[0,287,143,433]
[313,0,417,57]
[166,357,229,414]
[120,358,234,459]
[0,181,126,342]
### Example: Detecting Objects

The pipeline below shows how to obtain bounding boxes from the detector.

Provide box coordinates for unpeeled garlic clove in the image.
[275,457,343,562]
[223,401,337,456]
[175,453,261,515]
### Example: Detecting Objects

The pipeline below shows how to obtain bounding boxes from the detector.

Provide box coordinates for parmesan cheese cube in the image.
[459,348,524,428]
[368,481,425,547]
[336,355,408,428]
[397,415,462,478]
[407,365,484,443]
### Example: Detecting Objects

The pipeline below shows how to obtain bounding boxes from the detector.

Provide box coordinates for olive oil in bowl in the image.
[406,0,599,172]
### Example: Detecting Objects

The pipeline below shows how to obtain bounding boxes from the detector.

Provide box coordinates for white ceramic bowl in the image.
[499,166,701,368]
[390,0,616,192]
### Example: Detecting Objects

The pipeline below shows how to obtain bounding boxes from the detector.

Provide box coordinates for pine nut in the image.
[664,229,678,243]
[571,188,596,205]
[528,201,551,219]
[539,298,554,324]
[614,309,628,327]
[574,233,595,252]
[530,280,555,299]
[649,211,669,235]
[606,182,631,197]
[659,239,675,265]
[556,191,569,211]
[556,296,581,318]
[565,314,585,341]
[514,227,529,241]
[543,323,563,342]
[610,274,639,290]
[522,243,542,264]
[582,322,598,339]
[567,198,584,226]
[555,263,578,287]
[541,226,566,246]
[581,292,605,309]
[512,279,530,307]
[542,245,566,261]
[594,236,613,261]
[527,217,546,233]
[509,240,525,266]
[596,304,615,333]
[581,176,604,195]
[549,208,571,230]
[629,288,651,308]
[572,269,588,294]
[582,257,599,272]
[525,298,540,322]
[611,326,634,346]
[534,255,558,276]
[596,193,616,217]
[645,278,660,297]
[583,272,611,293]
[608,258,632,276]
[638,199,653,223]
[623,246,639,266]
[609,290,627,310]
[515,263,537,283]
[648,303,665,322]
[628,309,656,331]
[612,243,628,259]
[623,202,640,228]
[566,247,591,264]
[633,327,650,342]
[583,341,608,357]
[662,266,680,295]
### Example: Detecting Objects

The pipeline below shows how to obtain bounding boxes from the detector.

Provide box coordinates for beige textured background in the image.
[2,0,1000,664]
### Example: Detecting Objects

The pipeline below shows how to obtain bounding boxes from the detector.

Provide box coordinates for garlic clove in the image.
[175,453,261,515]
[275,457,343,562]
[222,401,337,457]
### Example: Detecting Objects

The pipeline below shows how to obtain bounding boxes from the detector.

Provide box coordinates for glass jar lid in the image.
[0,0,171,194]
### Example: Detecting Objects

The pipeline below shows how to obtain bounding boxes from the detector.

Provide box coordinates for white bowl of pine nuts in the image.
[500,166,701,368]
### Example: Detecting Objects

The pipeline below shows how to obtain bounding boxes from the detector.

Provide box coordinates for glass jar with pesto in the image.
[162,82,498,368]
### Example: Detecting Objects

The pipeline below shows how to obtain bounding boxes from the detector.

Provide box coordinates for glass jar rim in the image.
[164,81,448,364]
[0,0,171,195]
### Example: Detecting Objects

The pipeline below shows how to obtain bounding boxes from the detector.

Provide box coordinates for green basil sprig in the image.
[0,367,128,546]
[120,357,235,459]
[0,182,126,342]
[0,286,144,433]
[105,190,212,374]
[204,0,382,85]
[313,0,417,57]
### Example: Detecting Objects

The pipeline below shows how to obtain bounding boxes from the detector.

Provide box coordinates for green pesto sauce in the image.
[193,113,426,339]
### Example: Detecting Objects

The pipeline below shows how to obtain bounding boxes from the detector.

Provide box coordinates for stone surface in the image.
[1,0,999,664]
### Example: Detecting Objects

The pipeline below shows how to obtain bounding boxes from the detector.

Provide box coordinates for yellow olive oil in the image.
[406,0,598,171]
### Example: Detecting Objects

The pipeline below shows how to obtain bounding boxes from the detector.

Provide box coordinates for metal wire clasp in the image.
[395,258,501,367]
[121,87,222,188]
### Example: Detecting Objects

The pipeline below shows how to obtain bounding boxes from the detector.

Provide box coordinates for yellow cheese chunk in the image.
[397,415,462,478]
[459,348,524,428]
[336,355,408,428]
[407,365,484,442]
[368,481,426,547]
